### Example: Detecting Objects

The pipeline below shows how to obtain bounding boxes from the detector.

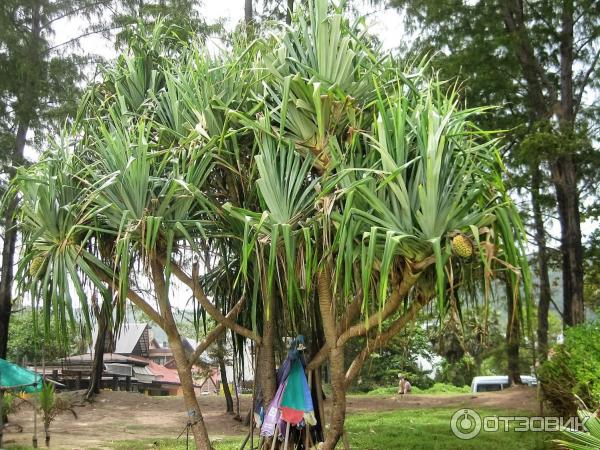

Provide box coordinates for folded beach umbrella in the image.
[280,358,315,425]
[259,335,316,438]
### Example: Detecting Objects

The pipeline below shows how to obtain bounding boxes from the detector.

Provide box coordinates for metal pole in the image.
[304,371,312,450]
[250,342,256,450]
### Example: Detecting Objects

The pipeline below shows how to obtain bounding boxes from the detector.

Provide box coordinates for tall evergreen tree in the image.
[112,0,221,48]
[0,0,99,359]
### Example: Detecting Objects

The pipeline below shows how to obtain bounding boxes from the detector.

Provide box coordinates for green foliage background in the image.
[538,320,600,416]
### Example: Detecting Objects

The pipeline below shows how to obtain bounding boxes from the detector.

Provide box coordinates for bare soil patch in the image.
[3,386,539,449]
[347,385,540,414]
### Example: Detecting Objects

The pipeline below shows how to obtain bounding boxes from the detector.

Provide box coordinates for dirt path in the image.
[346,385,540,414]
[2,386,539,449]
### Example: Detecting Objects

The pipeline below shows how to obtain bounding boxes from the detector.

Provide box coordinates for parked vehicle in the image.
[471,375,537,393]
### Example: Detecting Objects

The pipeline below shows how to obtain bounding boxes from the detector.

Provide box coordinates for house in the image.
[48,323,232,396]
[148,332,221,394]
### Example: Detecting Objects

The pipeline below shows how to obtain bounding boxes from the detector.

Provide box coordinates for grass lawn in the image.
[343,408,552,449]
[5,407,556,449]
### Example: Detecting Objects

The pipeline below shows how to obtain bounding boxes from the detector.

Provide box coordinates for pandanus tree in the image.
[224,2,532,447]
[10,26,259,450]
[8,2,532,450]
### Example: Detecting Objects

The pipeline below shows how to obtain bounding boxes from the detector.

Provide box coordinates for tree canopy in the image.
[8,1,534,448]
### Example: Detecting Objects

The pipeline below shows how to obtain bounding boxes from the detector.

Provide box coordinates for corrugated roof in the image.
[114,323,148,354]
[132,366,155,384]
[61,353,149,366]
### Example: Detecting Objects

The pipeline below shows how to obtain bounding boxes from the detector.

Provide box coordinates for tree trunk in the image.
[506,280,521,385]
[502,0,584,328]
[257,291,276,407]
[150,259,213,450]
[168,330,214,450]
[286,0,294,24]
[551,155,584,326]
[44,423,49,447]
[554,0,583,327]
[219,353,234,414]
[317,268,346,450]
[85,297,111,401]
[531,166,553,362]
[0,1,41,360]
[244,0,253,26]
[0,121,28,359]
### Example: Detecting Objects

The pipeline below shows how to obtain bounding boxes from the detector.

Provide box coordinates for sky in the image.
[49,1,406,59]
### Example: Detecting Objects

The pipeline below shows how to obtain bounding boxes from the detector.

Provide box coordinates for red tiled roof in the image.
[147,361,180,385]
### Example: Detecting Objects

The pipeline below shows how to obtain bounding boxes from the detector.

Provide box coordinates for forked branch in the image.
[166,258,262,344]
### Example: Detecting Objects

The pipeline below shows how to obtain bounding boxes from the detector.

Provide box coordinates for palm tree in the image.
[37,382,77,447]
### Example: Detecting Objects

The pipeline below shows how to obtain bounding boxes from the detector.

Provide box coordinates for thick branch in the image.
[306,259,434,372]
[337,290,363,335]
[345,295,433,384]
[317,267,338,349]
[306,345,328,371]
[166,259,261,344]
[336,269,419,347]
[95,268,164,327]
[186,295,247,370]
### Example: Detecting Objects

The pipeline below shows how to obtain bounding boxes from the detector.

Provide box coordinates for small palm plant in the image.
[37,382,77,447]
[554,409,600,450]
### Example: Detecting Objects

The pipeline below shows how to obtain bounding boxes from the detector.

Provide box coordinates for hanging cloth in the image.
[260,380,286,437]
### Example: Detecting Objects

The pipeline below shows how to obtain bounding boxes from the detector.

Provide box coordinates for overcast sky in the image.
[49,0,406,60]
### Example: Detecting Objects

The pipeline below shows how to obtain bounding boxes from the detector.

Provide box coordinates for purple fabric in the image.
[260,381,286,437]
[277,356,291,385]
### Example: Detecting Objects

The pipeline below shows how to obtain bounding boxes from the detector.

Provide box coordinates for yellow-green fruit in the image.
[451,234,473,258]
[29,255,45,277]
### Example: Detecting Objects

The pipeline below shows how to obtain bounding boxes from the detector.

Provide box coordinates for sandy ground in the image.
[2,386,539,449]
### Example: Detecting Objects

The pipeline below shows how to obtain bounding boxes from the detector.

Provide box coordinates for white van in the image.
[471,375,537,393]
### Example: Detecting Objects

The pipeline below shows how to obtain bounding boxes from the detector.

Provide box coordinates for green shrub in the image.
[538,321,600,416]
[435,354,479,387]
[365,387,398,395]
